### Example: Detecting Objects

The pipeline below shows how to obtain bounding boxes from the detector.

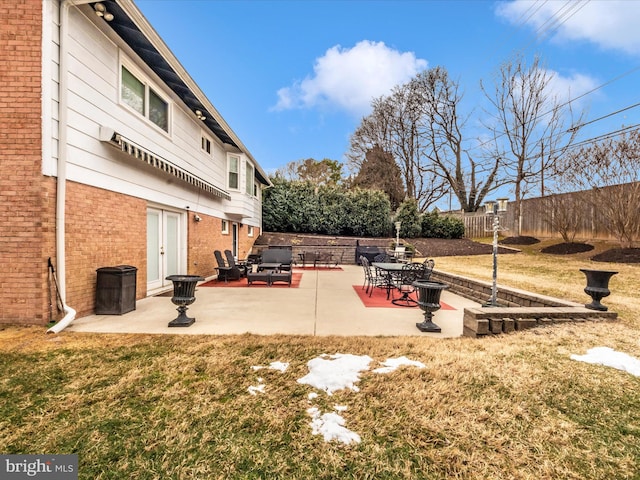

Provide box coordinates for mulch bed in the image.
[500,236,540,245]
[257,232,640,263]
[591,248,640,263]
[540,242,595,255]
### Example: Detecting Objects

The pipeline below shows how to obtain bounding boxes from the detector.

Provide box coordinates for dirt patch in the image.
[409,238,518,257]
[591,248,640,263]
[541,242,595,255]
[257,232,518,257]
[500,236,540,245]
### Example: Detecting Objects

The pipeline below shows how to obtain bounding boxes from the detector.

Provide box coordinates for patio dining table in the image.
[372,262,407,300]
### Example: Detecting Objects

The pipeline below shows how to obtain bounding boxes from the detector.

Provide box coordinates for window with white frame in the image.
[228,155,239,190]
[247,225,254,237]
[246,162,254,195]
[121,64,169,132]
[221,219,229,234]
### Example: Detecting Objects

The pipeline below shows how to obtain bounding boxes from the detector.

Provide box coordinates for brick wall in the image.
[0,0,49,325]
[65,182,147,317]
[188,213,260,278]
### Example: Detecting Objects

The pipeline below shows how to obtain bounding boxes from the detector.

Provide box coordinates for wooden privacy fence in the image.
[447,182,639,242]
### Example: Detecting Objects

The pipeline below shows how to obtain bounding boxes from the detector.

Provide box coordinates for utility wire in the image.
[568,101,640,132]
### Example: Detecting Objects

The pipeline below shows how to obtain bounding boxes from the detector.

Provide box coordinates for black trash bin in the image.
[95,265,137,315]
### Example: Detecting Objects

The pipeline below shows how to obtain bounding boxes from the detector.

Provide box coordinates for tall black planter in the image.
[413,280,449,333]
[166,275,204,327]
[580,269,617,311]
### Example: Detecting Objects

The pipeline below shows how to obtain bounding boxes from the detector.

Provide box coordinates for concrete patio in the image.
[67,265,481,337]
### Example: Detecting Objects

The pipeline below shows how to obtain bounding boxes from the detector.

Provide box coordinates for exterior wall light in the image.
[94,3,114,21]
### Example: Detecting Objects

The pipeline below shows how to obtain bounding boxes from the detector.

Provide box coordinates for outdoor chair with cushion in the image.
[258,248,293,271]
[224,249,246,278]
[214,250,234,282]
[392,262,428,307]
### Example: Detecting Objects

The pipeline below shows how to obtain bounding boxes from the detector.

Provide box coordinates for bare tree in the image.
[347,84,448,211]
[540,192,586,243]
[412,67,502,212]
[274,158,342,186]
[559,130,640,248]
[482,55,581,235]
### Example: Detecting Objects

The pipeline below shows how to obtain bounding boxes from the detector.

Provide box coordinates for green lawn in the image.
[1,241,639,479]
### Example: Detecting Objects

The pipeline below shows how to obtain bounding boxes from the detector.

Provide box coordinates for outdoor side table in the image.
[165,275,204,327]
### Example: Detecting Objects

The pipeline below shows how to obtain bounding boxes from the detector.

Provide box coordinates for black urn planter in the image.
[580,269,617,311]
[413,280,449,333]
[166,275,204,327]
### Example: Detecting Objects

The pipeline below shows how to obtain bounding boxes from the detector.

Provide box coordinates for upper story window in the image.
[121,65,169,133]
[246,162,254,195]
[228,155,239,190]
[201,135,212,155]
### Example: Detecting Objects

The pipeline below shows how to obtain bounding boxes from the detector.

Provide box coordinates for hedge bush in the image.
[421,211,465,239]
[263,179,391,237]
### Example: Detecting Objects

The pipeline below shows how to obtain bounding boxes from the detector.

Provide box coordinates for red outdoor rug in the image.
[200,272,302,288]
[294,266,343,271]
[352,285,455,310]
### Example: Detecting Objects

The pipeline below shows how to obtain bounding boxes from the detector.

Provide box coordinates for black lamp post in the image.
[483,198,508,307]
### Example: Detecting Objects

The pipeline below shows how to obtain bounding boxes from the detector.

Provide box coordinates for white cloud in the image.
[273,40,428,116]
[546,69,599,106]
[496,0,640,55]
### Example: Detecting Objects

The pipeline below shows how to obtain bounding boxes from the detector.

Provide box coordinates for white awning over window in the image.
[99,126,231,200]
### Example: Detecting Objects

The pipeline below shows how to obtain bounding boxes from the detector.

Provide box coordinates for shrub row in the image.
[263,179,392,237]
[262,179,465,239]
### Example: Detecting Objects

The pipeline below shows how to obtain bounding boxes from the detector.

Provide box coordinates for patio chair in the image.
[360,256,374,292]
[373,252,393,263]
[214,250,234,283]
[371,261,397,299]
[392,262,427,307]
[393,245,407,261]
[224,250,246,279]
[422,259,435,280]
[258,248,293,271]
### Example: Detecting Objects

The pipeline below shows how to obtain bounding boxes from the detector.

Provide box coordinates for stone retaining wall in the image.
[431,270,618,338]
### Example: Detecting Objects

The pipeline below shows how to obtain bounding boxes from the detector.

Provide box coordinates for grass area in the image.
[1,242,639,479]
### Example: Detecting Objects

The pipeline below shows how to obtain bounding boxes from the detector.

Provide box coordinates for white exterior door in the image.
[147,208,182,292]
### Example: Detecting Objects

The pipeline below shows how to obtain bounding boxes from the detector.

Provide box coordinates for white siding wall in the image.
[45,1,263,227]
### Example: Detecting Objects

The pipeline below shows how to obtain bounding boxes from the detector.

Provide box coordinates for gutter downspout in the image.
[48,0,93,333]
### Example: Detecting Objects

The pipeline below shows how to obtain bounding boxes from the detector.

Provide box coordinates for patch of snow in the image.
[248,384,266,395]
[373,356,426,374]
[571,347,640,377]
[251,361,290,372]
[297,353,373,395]
[307,407,361,445]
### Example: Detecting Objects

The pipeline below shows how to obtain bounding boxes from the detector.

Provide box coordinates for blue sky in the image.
[136,0,640,203]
